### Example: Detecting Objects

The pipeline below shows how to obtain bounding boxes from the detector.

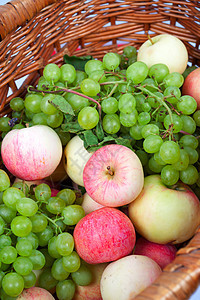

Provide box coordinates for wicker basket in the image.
[0,0,200,299]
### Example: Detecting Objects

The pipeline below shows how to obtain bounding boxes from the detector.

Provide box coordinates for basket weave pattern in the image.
[0,1,200,299]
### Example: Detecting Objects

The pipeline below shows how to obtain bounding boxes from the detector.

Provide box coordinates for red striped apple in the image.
[16,287,55,299]
[182,67,200,109]
[83,144,144,207]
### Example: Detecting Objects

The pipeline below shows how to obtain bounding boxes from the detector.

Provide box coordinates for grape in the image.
[43,63,61,83]
[28,250,45,270]
[180,115,196,134]
[16,239,33,257]
[2,272,24,297]
[159,140,180,164]
[163,86,181,104]
[37,226,54,247]
[118,93,136,114]
[47,110,64,128]
[56,232,74,256]
[118,83,135,94]
[163,72,184,88]
[34,183,51,202]
[161,165,179,186]
[38,268,58,291]
[141,78,158,93]
[103,114,121,134]
[48,236,62,259]
[119,110,138,127]
[46,197,66,214]
[56,189,76,206]
[62,205,85,226]
[0,117,11,132]
[51,258,70,281]
[0,270,5,288]
[78,107,99,130]
[50,219,66,233]
[0,216,5,235]
[193,110,200,126]
[85,59,104,75]
[130,123,144,140]
[0,246,17,264]
[40,94,58,115]
[32,113,48,125]
[141,102,151,112]
[179,135,198,149]
[56,279,76,300]
[171,149,189,171]
[30,213,48,233]
[11,216,32,237]
[135,94,146,112]
[177,95,197,115]
[12,182,29,196]
[148,156,164,173]
[164,114,183,133]
[126,61,148,84]
[24,94,43,113]
[80,78,100,96]
[88,70,106,83]
[37,76,52,91]
[13,256,33,276]
[135,150,149,166]
[141,124,159,139]
[183,146,199,164]
[138,112,151,125]
[60,64,76,84]
[16,197,38,217]
[180,165,199,185]
[40,248,55,268]
[62,251,81,273]
[101,97,118,114]
[123,46,137,58]
[103,52,120,70]
[71,263,92,286]
[65,93,89,114]
[0,235,12,250]
[143,135,163,154]
[18,232,39,250]
[10,97,24,112]
[23,271,36,288]
[0,170,10,192]
[3,187,24,210]
[148,63,169,83]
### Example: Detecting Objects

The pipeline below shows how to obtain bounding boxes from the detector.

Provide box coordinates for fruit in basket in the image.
[81,192,105,215]
[134,237,177,269]
[73,207,136,264]
[128,175,200,244]
[137,34,188,74]
[182,67,200,109]
[100,254,162,300]
[16,287,55,299]
[83,144,144,207]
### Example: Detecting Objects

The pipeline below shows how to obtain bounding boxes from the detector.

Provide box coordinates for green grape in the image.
[146,95,160,109]
[141,78,158,93]
[62,205,85,226]
[80,78,100,96]
[56,232,74,256]
[43,63,61,83]
[179,135,198,149]
[16,239,33,257]
[11,216,32,237]
[180,165,199,185]
[0,246,17,264]
[0,204,16,224]
[180,115,196,134]
[16,197,38,217]
[65,93,89,114]
[103,75,119,92]
[56,279,76,300]
[18,232,39,250]
[71,263,92,286]
[143,135,163,154]
[153,151,167,166]
[138,112,151,125]
[159,140,180,164]
[141,124,159,139]
[135,150,149,166]
[128,56,137,66]
[23,271,36,288]
[126,61,149,84]
[0,235,12,250]
[13,256,33,276]
[148,156,164,173]
[62,251,81,273]
[163,114,183,133]
[51,258,70,281]
[37,226,54,247]
[0,216,5,235]
[12,124,25,130]
[148,63,169,83]
[123,46,137,58]
[171,149,189,171]
[193,110,200,126]
[0,117,11,132]
[40,248,55,268]
[47,110,64,128]
[177,95,197,115]
[40,94,58,115]
[135,94,146,112]
[60,64,76,84]
[34,183,51,202]
[37,76,52,91]
[28,250,45,270]
[89,70,106,83]
[118,83,135,94]
[103,52,120,70]
[56,189,76,206]
[0,192,3,205]
[0,270,5,288]
[10,97,24,112]
[163,72,184,88]
[48,236,62,259]
[0,288,17,300]
[55,128,71,146]
[101,97,118,114]
[38,268,58,291]
[141,102,151,112]
[103,114,121,134]
[119,110,138,127]
[30,213,48,233]
[46,197,66,215]
[24,94,43,113]
[12,182,29,196]
[2,272,24,297]
[0,170,10,192]
[1,263,10,272]
[183,146,199,164]
[161,165,179,186]
[49,218,66,233]
[3,187,24,210]
[25,109,35,120]
[118,93,136,114]
[78,107,99,130]
[85,59,104,75]
[130,123,144,140]
[163,86,181,104]
[72,70,87,86]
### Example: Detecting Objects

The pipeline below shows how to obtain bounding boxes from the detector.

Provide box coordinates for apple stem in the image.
[147,34,154,45]
[107,166,114,176]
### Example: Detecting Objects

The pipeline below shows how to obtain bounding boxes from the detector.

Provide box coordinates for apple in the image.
[63,135,93,186]
[137,34,188,74]
[100,254,162,300]
[1,125,62,181]
[83,144,144,207]
[134,237,177,269]
[73,207,136,264]
[182,67,200,109]
[128,174,200,244]
[73,262,108,300]
[81,192,105,215]
[16,287,55,300]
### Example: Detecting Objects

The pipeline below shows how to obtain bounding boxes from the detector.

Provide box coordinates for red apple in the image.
[134,237,177,269]
[182,67,200,109]
[16,287,55,300]
[1,125,62,181]
[129,175,200,244]
[83,144,144,207]
[81,192,105,215]
[73,207,136,264]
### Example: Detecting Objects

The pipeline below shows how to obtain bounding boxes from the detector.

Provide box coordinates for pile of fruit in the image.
[0,33,200,300]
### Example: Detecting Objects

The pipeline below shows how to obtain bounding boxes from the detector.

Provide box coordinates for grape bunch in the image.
[0,46,200,189]
[0,169,92,300]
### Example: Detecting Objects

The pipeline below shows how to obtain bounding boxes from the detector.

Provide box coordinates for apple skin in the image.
[1,125,62,181]
[73,207,136,264]
[64,135,93,186]
[83,144,144,207]
[128,175,200,244]
[134,237,177,269]
[81,192,105,215]
[100,254,162,300]
[137,34,188,74]
[182,68,200,109]
[16,287,55,300]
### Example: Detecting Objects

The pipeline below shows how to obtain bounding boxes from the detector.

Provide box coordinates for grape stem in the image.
[38,210,63,235]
